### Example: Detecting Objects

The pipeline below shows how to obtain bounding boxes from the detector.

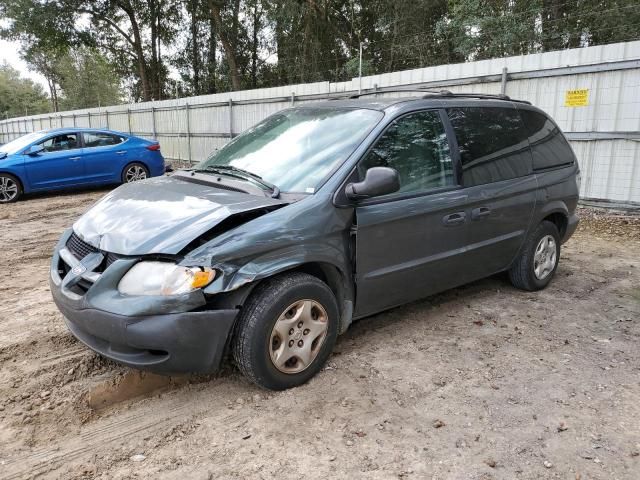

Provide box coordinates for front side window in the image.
[84,132,123,148]
[359,110,455,194]
[39,134,80,152]
[447,107,531,186]
[198,107,383,193]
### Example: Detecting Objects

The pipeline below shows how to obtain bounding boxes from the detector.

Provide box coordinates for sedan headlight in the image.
[118,261,216,296]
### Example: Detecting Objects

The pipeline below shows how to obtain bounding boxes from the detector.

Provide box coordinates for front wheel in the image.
[122,162,149,183]
[0,174,22,203]
[509,220,561,291]
[232,272,339,390]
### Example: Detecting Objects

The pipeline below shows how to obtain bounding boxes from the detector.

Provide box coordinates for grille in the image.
[66,232,99,260]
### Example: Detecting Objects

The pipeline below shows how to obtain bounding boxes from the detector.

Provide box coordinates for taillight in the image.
[146,143,161,151]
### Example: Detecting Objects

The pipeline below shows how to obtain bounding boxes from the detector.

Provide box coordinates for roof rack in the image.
[341,88,531,105]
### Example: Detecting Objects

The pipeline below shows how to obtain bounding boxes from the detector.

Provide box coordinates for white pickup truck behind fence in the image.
[1,41,639,208]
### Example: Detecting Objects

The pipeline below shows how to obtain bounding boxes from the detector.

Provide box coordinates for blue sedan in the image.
[0,128,165,203]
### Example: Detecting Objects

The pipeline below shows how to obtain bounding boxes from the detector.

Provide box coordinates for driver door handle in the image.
[442,212,466,226]
[69,157,81,161]
[116,150,127,155]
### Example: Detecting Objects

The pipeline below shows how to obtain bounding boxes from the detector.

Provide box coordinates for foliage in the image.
[0,63,51,117]
[1,0,639,112]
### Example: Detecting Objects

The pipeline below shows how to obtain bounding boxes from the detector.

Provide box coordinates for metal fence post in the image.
[185,103,192,163]
[500,67,508,95]
[31,117,35,133]
[88,112,92,127]
[373,83,378,97]
[105,110,110,129]
[48,115,52,129]
[151,106,157,139]
[228,99,233,138]
[291,92,295,106]
[127,109,132,133]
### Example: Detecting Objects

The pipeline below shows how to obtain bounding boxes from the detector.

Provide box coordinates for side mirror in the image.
[346,167,400,201]
[26,145,44,156]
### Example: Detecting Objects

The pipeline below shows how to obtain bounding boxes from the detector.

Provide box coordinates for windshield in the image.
[197,107,383,193]
[0,131,48,155]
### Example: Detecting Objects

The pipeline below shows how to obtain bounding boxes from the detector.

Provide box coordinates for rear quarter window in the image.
[447,107,532,187]
[518,109,576,171]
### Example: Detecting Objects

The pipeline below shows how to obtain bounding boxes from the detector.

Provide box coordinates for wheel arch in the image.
[205,257,355,335]
[0,170,26,193]
[536,201,570,239]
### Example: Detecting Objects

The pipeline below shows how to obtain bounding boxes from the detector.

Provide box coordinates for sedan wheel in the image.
[123,163,148,183]
[0,175,20,203]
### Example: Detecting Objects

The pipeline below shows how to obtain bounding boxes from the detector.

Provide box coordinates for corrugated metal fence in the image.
[1,41,639,207]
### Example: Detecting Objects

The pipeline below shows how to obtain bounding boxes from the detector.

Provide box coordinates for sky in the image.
[0,39,50,91]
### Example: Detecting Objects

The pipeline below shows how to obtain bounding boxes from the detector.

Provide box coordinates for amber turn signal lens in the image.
[191,269,215,288]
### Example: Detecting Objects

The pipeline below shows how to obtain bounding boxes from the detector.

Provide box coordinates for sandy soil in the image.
[0,189,639,480]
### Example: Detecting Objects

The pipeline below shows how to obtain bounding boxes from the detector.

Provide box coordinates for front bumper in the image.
[50,229,238,374]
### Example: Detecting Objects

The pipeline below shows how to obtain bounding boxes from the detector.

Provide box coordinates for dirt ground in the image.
[0,189,639,480]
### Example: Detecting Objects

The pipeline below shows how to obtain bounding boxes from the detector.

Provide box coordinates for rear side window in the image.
[519,109,575,171]
[447,107,532,186]
[359,110,455,194]
[84,132,123,148]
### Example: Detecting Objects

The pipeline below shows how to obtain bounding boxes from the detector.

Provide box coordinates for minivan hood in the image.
[73,175,286,255]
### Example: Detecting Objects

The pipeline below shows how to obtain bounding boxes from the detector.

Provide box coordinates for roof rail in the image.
[341,88,531,105]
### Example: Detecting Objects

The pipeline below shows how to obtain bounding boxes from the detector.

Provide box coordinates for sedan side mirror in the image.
[26,145,44,156]
[346,166,400,201]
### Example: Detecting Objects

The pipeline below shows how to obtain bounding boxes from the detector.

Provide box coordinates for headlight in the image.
[118,261,216,296]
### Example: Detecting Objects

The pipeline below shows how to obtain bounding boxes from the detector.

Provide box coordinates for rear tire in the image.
[0,174,22,203]
[232,272,339,390]
[509,220,561,291]
[122,162,149,183]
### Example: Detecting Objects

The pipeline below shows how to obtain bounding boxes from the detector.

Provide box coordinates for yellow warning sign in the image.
[564,89,589,107]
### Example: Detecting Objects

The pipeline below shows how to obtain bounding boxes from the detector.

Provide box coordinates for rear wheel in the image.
[122,162,149,183]
[232,272,339,390]
[509,220,561,291]
[0,174,22,203]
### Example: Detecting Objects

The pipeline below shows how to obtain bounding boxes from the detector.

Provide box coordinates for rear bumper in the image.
[563,213,579,244]
[52,284,237,374]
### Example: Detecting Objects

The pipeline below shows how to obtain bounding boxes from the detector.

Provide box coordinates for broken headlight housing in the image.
[118,261,216,296]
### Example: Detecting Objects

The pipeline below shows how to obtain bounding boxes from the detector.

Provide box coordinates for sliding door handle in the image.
[442,212,466,226]
[471,206,491,220]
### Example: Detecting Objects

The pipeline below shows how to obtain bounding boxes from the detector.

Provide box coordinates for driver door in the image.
[25,132,85,189]
[353,110,472,318]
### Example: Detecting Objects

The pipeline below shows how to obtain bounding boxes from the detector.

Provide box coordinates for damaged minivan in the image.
[50,93,580,390]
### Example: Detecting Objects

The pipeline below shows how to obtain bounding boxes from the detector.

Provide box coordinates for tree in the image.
[57,48,123,110]
[0,63,51,117]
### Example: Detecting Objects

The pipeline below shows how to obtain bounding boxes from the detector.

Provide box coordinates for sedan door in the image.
[24,133,85,189]
[352,110,474,318]
[81,131,128,183]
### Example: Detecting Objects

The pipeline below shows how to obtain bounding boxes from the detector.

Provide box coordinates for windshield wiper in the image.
[196,165,281,198]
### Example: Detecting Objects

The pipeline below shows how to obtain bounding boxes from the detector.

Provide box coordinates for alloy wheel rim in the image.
[269,299,329,374]
[0,177,18,202]
[125,165,147,182]
[533,234,557,280]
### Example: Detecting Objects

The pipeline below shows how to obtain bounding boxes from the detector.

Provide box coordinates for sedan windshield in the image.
[197,107,383,193]
[0,131,47,155]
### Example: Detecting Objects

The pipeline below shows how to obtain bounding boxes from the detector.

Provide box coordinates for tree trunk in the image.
[208,1,241,91]
[251,2,260,88]
[190,0,200,93]
[117,1,152,101]
[207,13,217,93]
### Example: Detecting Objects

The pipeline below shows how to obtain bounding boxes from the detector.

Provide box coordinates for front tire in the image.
[122,162,149,183]
[232,272,339,390]
[509,220,561,291]
[0,174,22,203]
